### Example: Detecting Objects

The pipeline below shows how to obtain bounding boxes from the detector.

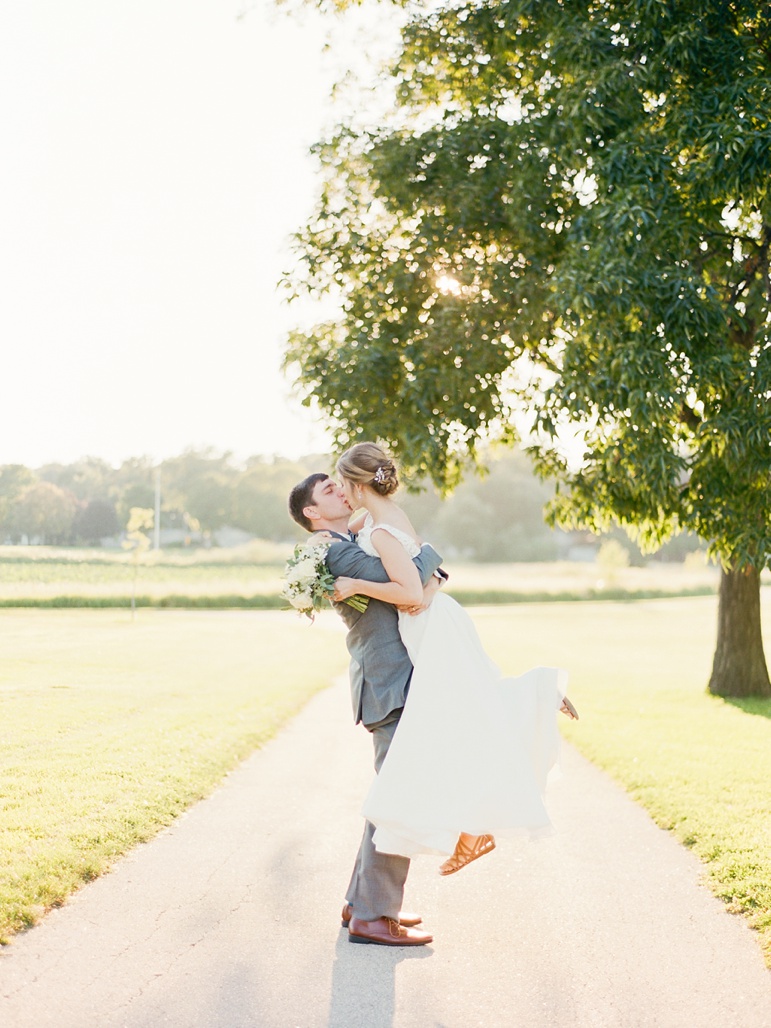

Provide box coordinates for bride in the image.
[331,441,578,876]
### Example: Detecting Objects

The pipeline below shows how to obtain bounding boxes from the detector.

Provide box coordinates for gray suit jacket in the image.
[321,535,443,726]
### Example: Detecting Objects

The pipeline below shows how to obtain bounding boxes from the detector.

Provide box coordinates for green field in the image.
[0,544,725,607]
[0,609,348,942]
[0,544,286,603]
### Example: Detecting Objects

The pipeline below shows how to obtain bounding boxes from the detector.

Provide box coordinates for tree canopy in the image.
[285,0,771,573]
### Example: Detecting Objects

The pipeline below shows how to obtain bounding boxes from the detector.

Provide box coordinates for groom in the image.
[288,472,444,947]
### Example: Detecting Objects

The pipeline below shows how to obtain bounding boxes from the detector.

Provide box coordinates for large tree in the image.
[73,499,121,545]
[285,0,771,696]
[6,482,77,545]
[160,449,238,533]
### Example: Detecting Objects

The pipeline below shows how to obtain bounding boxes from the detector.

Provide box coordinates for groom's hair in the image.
[288,473,330,532]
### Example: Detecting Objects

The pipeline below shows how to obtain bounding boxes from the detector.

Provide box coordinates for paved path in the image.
[1,677,770,1028]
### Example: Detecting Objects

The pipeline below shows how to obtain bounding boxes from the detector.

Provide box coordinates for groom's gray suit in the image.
[318,531,443,922]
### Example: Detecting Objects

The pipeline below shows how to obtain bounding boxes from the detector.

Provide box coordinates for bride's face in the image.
[339,476,359,509]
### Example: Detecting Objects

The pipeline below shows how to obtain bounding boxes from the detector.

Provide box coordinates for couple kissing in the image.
[288,442,577,948]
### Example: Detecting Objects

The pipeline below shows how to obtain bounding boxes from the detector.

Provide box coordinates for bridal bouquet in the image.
[281,541,369,621]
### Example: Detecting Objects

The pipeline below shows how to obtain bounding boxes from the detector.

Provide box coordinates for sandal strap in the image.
[442,834,495,874]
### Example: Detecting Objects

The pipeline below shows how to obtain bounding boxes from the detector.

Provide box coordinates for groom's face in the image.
[305,476,352,526]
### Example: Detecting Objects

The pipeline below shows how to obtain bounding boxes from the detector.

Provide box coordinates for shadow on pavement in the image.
[327,929,433,1028]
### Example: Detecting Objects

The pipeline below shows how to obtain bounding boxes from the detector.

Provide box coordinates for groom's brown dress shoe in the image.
[348,916,433,947]
[341,904,422,929]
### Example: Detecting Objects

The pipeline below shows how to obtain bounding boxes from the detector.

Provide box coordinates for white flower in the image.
[285,564,312,587]
[289,590,313,610]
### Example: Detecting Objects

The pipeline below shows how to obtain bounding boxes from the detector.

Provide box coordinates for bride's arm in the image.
[347,510,368,535]
[332,529,423,606]
[397,572,442,615]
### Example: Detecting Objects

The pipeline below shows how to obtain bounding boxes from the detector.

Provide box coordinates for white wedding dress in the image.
[358,517,568,858]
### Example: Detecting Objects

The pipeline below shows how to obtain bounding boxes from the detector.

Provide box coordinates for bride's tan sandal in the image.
[439,833,496,876]
[560,696,579,720]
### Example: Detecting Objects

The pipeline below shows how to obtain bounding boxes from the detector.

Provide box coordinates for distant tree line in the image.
[0,448,700,561]
[0,450,321,547]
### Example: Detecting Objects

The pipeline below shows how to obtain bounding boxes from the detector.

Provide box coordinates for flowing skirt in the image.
[363,592,567,857]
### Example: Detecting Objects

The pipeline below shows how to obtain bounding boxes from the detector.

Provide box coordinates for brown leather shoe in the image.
[348,916,433,947]
[341,904,422,929]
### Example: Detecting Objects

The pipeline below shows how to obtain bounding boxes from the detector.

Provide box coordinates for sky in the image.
[0,0,384,469]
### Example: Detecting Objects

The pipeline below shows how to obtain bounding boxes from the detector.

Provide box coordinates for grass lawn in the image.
[0,609,348,942]
[471,595,771,965]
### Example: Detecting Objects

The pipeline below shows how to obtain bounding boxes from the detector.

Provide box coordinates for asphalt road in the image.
[1,677,770,1028]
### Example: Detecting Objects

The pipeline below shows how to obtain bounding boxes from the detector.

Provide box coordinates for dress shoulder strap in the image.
[367,521,421,556]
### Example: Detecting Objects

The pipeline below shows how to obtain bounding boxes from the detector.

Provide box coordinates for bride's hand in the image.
[333,577,361,602]
[397,575,440,615]
[313,531,335,542]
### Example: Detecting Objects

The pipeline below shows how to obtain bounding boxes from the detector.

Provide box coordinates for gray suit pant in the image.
[345,709,410,922]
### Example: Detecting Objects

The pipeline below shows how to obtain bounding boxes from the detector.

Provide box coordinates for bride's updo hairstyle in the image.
[337,442,399,497]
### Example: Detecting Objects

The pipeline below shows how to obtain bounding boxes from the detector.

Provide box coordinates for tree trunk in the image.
[708,566,771,697]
